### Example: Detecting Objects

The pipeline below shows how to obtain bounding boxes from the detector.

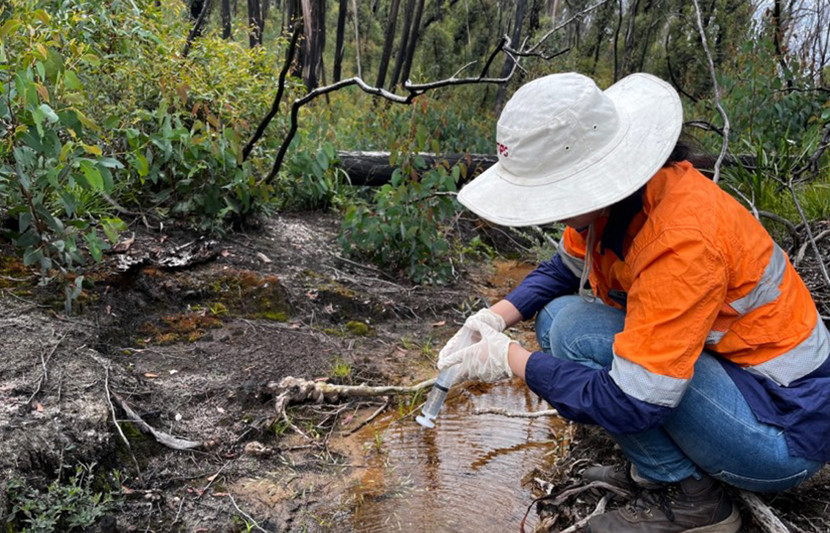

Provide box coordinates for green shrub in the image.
[339,141,463,283]
[5,464,116,533]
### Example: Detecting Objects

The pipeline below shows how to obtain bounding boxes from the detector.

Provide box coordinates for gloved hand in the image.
[437,308,506,363]
[437,323,516,382]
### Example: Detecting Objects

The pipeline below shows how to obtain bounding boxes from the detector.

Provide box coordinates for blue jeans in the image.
[535,295,822,492]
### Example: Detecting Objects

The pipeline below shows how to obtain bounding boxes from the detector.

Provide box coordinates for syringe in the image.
[415,364,460,429]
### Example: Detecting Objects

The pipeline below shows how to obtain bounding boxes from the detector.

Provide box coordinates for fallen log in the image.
[336,151,757,186]
[336,151,496,185]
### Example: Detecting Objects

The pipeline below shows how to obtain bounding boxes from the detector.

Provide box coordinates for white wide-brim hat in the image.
[458,72,683,227]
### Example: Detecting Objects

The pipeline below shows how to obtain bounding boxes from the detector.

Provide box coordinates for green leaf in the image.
[78,160,104,190]
[133,153,149,177]
[101,217,126,244]
[22,246,43,267]
[316,150,329,172]
[84,232,105,262]
[64,70,82,91]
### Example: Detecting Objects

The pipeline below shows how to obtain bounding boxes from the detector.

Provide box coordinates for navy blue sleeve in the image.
[505,254,580,320]
[524,351,673,434]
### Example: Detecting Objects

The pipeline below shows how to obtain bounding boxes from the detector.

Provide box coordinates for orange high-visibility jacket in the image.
[517,160,830,460]
[559,161,828,405]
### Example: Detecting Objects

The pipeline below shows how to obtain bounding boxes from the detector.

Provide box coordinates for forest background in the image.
[2,0,830,296]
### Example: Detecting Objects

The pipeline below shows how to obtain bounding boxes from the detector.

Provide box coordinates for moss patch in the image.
[345,321,370,336]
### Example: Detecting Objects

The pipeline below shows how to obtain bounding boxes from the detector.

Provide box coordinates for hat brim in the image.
[457,73,683,227]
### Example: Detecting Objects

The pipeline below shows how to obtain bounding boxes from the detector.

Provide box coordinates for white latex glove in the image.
[437,308,506,366]
[437,323,516,382]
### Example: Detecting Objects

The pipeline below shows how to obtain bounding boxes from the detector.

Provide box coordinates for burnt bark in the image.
[333,0,349,82]
[221,0,232,39]
[390,0,416,88]
[494,0,527,112]
[248,0,263,47]
[376,0,401,89]
[401,0,425,83]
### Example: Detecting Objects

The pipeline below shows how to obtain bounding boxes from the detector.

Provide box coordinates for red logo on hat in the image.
[497,142,509,157]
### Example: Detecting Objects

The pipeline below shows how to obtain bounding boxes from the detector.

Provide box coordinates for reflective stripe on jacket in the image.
[559,161,829,408]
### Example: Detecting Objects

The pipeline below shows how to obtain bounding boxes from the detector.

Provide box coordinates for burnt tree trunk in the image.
[333,0,349,82]
[376,0,401,89]
[221,0,232,38]
[302,0,326,90]
[248,0,263,47]
[494,0,527,113]
[390,0,416,88]
[400,0,425,83]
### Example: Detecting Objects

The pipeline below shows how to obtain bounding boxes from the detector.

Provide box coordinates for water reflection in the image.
[349,379,567,533]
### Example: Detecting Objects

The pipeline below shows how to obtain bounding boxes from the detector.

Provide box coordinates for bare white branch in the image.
[691,0,731,183]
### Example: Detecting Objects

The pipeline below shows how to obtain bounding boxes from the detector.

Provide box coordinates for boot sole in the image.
[683,506,741,533]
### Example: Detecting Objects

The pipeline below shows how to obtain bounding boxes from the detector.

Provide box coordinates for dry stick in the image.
[794,229,830,267]
[258,36,518,185]
[691,0,730,184]
[560,494,612,533]
[228,493,273,533]
[102,363,143,478]
[737,490,791,533]
[112,391,203,451]
[517,0,613,56]
[26,331,68,405]
[472,407,560,418]
[343,397,391,436]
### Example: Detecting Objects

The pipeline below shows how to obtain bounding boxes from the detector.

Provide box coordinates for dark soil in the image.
[1,211,829,533]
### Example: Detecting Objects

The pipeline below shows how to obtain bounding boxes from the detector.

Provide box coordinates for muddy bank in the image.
[2,211,830,533]
[1,213,490,532]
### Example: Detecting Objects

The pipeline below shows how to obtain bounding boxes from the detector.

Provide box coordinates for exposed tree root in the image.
[112,391,204,451]
[737,490,792,533]
[269,375,435,414]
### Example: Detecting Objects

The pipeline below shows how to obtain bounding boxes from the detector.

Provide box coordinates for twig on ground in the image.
[560,493,612,533]
[343,397,391,436]
[794,229,830,268]
[691,0,730,183]
[472,407,560,418]
[737,490,791,533]
[197,459,235,500]
[97,357,142,478]
[172,492,187,525]
[228,493,273,533]
[26,331,67,405]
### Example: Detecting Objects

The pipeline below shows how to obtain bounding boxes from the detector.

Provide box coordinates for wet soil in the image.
[1,212,829,533]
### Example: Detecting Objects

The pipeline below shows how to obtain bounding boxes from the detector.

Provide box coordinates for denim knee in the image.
[535,296,623,368]
[535,295,585,353]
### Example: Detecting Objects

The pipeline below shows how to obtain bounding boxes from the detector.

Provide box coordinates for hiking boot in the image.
[585,473,741,533]
[583,462,661,491]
